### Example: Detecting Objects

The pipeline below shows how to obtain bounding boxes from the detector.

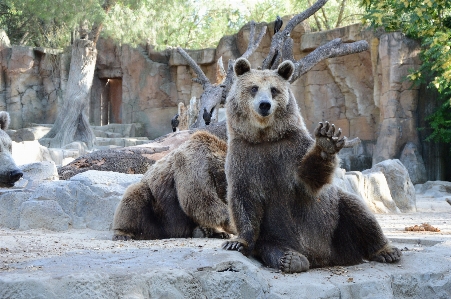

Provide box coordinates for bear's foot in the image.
[370,244,402,263]
[222,239,247,253]
[112,232,134,241]
[279,251,310,273]
[193,227,231,239]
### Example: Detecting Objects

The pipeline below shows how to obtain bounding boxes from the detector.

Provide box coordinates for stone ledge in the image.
[0,228,449,299]
[300,23,371,52]
[169,48,216,66]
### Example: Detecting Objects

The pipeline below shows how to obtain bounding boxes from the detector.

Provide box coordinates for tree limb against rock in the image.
[178,0,369,128]
[176,21,266,128]
[289,39,369,83]
[262,0,330,70]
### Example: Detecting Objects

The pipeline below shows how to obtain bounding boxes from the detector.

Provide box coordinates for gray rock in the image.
[10,126,50,142]
[415,181,451,198]
[19,200,70,231]
[20,161,59,181]
[364,159,416,212]
[0,191,32,228]
[400,142,427,184]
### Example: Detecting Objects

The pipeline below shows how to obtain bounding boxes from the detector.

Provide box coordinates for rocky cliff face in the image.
[0,22,446,180]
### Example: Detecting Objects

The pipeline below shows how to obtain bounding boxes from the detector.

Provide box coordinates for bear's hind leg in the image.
[256,241,310,273]
[112,181,161,240]
[332,189,401,264]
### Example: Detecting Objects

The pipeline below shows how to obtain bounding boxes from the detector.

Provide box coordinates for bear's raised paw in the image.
[370,244,402,263]
[279,250,310,273]
[314,121,346,159]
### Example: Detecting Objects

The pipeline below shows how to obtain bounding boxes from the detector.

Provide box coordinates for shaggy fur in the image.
[0,111,23,187]
[112,131,235,240]
[222,58,401,273]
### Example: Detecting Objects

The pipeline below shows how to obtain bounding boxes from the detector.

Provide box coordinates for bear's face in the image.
[226,58,305,143]
[0,111,22,187]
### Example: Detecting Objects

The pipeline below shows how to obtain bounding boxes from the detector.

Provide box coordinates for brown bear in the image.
[112,130,236,240]
[0,111,23,187]
[222,58,401,273]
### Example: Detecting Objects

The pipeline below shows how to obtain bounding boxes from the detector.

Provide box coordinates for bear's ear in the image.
[234,58,251,77]
[0,111,10,131]
[277,60,295,81]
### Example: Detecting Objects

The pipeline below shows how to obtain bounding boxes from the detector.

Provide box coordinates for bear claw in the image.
[315,121,345,157]
[222,240,245,252]
[370,245,402,263]
[279,251,310,273]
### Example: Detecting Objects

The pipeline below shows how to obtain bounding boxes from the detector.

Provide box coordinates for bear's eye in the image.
[251,86,258,94]
[271,87,279,97]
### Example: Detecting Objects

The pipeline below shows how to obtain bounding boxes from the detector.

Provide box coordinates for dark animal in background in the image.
[203,107,214,125]
[274,15,283,34]
[0,111,23,187]
[171,114,179,132]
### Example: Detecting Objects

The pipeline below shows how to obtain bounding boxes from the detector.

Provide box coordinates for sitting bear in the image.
[0,111,23,187]
[112,130,236,240]
[222,58,401,273]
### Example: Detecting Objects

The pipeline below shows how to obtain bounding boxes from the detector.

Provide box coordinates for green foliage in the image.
[293,0,364,30]
[361,0,451,145]
[1,0,365,50]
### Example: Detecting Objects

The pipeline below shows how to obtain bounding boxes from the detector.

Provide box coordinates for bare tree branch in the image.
[221,21,267,101]
[262,0,329,70]
[176,47,211,89]
[320,6,331,30]
[335,0,347,28]
[282,38,294,62]
[290,38,369,83]
[307,0,324,31]
[343,137,361,148]
[241,21,267,59]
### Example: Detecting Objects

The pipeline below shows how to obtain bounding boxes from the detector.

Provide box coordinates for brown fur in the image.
[222,58,401,273]
[112,131,235,240]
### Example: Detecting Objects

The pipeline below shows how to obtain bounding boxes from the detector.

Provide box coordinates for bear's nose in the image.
[259,101,271,116]
[9,170,23,183]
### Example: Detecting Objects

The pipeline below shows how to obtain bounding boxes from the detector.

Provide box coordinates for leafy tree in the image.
[361,0,451,144]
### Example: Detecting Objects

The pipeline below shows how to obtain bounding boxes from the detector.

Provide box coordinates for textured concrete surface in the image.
[0,194,450,299]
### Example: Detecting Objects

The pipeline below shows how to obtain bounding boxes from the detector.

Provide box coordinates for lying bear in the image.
[0,111,23,187]
[222,58,401,273]
[112,130,235,240]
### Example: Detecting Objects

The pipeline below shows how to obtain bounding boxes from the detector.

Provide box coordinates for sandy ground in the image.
[1,195,450,271]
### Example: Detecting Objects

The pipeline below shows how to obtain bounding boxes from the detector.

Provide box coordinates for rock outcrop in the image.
[0,21,445,179]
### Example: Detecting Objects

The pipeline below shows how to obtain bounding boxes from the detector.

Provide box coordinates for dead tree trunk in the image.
[39,39,97,149]
[179,0,369,129]
[39,0,115,149]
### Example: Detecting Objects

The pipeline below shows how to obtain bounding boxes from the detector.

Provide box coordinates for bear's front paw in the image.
[279,250,310,273]
[112,234,133,241]
[370,244,402,263]
[193,227,231,239]
[314,121,346,159]
[222,239,247,254]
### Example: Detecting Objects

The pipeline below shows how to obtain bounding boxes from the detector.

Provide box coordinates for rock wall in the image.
[0,31,63,129]
[0,21,448,180]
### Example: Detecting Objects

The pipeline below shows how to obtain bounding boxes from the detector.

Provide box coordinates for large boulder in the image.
[0,170,142,231]
[400,142,427,184]
[364,159,416,212]
[334,159,416,213]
